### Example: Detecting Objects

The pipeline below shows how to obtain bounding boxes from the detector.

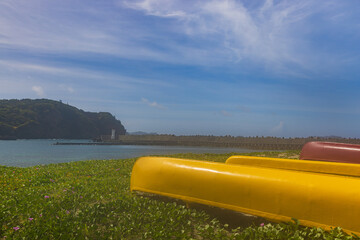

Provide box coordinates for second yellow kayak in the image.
[226,155,360,177]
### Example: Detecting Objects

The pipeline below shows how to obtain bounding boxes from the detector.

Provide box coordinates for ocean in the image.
[0,139,260,167]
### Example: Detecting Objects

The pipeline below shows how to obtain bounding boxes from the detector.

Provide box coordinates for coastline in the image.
[54,140,303,150]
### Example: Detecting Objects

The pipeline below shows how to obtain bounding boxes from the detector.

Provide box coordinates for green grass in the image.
[0,150,359,239]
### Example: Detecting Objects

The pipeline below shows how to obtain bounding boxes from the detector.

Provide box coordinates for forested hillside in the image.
[0,99,126,139]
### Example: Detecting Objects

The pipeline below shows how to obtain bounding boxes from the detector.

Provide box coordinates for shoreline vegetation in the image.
[0,99,126,139]
[94,134,360,150]
[1,151,358,239]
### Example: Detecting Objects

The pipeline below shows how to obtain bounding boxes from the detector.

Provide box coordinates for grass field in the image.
[1,150,358,239]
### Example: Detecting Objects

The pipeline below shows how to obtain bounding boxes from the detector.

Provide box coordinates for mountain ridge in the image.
[0,99,126,139]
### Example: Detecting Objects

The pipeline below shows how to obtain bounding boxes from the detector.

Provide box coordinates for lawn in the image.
[1,150,358,239]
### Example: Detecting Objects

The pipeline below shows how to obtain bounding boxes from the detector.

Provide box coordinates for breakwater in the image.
[94,135,360,150]
[54,142,125,146]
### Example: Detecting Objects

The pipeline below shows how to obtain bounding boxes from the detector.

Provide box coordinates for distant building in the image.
[111,129,116,140]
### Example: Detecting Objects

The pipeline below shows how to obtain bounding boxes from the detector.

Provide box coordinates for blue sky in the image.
[1,0,360,137]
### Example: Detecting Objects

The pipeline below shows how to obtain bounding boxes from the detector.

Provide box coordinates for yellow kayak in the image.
[226,155,360,177]
[131,156,360,235]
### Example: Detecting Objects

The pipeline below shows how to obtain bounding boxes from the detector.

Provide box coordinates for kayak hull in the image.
[226,155,360,177]
[300,141,360,164]
[131,157,360,235]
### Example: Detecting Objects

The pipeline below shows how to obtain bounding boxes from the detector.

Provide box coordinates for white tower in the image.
[111,129,116,140]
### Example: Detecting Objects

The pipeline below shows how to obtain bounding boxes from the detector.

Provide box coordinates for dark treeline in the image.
[100,134,360,150]
[0,99,126,139]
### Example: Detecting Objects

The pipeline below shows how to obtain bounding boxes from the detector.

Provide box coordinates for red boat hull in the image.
[300,141,360,164]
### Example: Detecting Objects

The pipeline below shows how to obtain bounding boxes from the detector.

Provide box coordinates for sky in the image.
[1,0,360,137]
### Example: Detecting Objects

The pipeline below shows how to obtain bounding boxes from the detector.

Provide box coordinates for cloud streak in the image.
[123,0,187,18]
[1,0,357,77]
[32,86,45,97]
[123,0,359,76]
[0,0,171,62]
[272,121,284,133]
[141,98,166,109]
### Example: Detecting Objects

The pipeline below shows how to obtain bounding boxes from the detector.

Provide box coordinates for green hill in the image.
[0,99,126,139]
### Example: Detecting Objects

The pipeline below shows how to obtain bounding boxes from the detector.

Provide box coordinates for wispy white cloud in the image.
[58,84,75,93]
[0,0,356,76]
[67,87,75,93]
[0,60,72,75]
[141,98,166,109]
[32,86,45,97]
[123,0,187,18]
[272,121,284,132]
[0,60,172,88]
[122,0,354,76]
[0,0,171,62]
[0,59,176,107]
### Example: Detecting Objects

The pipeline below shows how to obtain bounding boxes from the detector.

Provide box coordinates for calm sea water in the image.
[0,139,260,167]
